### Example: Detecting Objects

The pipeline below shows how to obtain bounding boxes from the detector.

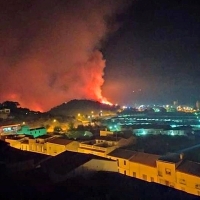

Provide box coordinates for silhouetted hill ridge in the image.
[48,99,119,116]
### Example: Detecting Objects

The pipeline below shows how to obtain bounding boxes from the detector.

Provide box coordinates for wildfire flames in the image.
[0,0,129,111]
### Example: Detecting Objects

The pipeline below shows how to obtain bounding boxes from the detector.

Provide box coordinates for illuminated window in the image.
[150,177,154,182]
[179,179,186,185]
[165,168,171,175]
[195,184,200,190]
[133,172,136,177]
[158,171,162,176]
[143,174,147,180]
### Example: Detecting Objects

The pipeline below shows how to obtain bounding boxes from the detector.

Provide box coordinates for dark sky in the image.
[102,0,200,106]
[0,0,200,111]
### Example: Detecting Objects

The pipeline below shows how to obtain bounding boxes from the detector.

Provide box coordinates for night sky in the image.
[103,0,200,106]
[0,0,200,111]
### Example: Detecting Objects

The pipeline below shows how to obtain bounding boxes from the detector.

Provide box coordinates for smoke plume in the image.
[0,0,130,111]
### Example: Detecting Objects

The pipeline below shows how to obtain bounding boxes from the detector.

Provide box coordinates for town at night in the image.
[0,0,200,199]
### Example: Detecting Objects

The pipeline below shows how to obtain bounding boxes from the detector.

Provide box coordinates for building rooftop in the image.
[96,136,122,142]
[0,144,49,164]
[21,140,29,144]
[47,138,73,145]
[95,143,111,148]
[41,150,93,174]
[177,160,200,177]
[158,153,182,163]
[107,149,136,160]
[30,127,46,131]
[79,147,105,153]
[5,135,26,140]
[36,135,55,139]
[129,152,160,167]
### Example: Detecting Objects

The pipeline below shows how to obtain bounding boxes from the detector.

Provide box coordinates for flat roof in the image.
[129,152,160,167]
[21,140,29,144]
[177,160,200,177]
[107,149,136,160]
[5,135,26,140]
[47,138,73,145]
[79,147,105,153]
[36,135,54,139]
[96,136,122,142]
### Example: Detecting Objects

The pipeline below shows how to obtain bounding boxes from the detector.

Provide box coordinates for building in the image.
[106,148,200,196]
[133,128,163,136]
[0,140,49,173]
[78,135,135,158]
[17,126,47,137]
[108,112,199,128]
[40,150,118,183]
[46,138,79,156]
[5,134,58,154]
[0,124,21,135]
[107,148,136,175]
[100,130,114,136]
[5,135,26,149]
[156,153,183,188]
[196,101,200,111]
[176,160,200,196]
[0,108,10,119]
[129,152,160,183]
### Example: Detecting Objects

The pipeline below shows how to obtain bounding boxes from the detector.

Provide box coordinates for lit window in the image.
[179,179,186,185]
[165,168,171,175]
[195,184,200,190]
[158,171,162,176]
[133,172,136,177]
[143,174,147,180]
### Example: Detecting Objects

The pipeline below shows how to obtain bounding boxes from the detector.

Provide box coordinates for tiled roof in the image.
[158,153,182,163]
[177,160,200,177]
[107,149,136,159]
[129,152,160,167]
